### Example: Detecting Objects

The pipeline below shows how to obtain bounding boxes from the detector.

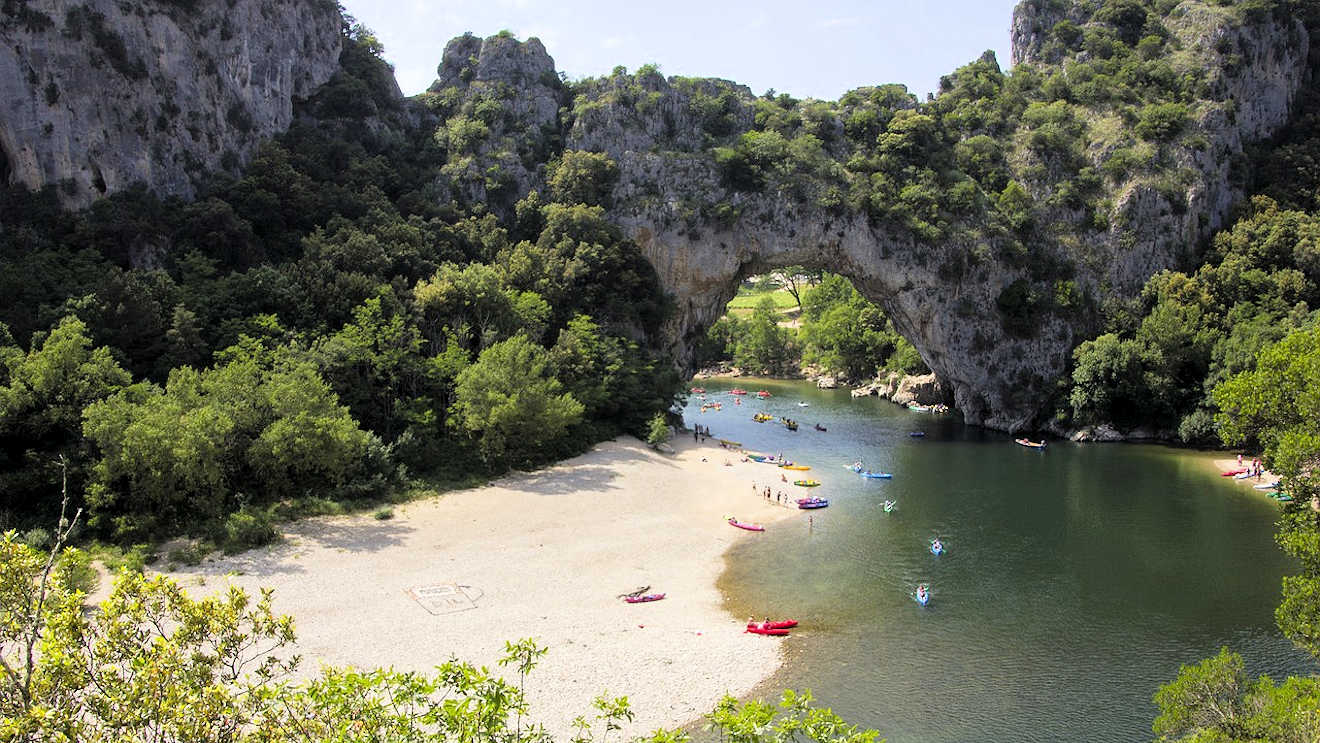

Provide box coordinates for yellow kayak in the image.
[793,479,821,487]
[779,464,811,471]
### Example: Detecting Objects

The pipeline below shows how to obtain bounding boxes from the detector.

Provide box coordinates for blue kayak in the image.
[861,471,892,479]
[909,432,926,438]
[930,540,944,556]
[913,585,931,606]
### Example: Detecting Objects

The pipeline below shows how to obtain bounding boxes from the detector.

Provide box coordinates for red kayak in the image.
[1221,469,1247,477]
[745,626,791,636]
[624,593,665,603]
[748,619,797,630]
[728,518,765,532]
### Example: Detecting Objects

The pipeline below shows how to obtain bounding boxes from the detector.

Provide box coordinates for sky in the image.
[337,0,1020,102]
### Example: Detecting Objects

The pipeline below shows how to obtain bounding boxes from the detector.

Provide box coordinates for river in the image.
[682,379,1315,742]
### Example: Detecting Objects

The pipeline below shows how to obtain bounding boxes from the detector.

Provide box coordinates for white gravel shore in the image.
[165,436,804,738]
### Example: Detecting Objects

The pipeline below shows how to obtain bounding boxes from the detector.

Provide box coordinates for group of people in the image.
[753,484,793,504]
[693,424,711,442]
[1236,453,1267,478]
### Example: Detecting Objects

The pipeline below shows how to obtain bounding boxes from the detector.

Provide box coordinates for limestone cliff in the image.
[421,2,1309,430]
[0,0,342,208]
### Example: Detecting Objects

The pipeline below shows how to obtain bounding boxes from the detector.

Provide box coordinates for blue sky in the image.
[338,0,1020,101]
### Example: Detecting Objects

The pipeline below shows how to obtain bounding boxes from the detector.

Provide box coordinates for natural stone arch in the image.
[623,205,1070,432]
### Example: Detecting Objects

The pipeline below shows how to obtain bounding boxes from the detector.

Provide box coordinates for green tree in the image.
[452,334,584,466]
[0,317,131,522]
[548,150,619,207]
[732,297,794,376]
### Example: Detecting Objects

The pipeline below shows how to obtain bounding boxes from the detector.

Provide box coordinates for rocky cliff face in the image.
[0,0,342,208]
[5,0,1310,432]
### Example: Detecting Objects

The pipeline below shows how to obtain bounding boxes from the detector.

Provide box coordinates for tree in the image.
[1214,325,1320,659]
[732,297,794,376]
[548,150,619,207]
[1152,648,1320,742]
[646,413,670,449]
[452,334,584,466]
[0,317,131,522]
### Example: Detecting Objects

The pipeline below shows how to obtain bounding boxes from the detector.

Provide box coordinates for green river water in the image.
[681,379,1315,743]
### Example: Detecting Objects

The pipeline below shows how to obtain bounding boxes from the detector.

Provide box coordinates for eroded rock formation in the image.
[0,0,342,208]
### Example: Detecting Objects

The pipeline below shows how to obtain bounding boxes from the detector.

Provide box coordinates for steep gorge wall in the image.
[0,0,342,208]
[427,2,1308,430]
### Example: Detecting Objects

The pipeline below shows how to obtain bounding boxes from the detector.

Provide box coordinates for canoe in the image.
[730,389,748,395]
[745,626,790,636]
[780,464,810,471]
[1221,469,1246,476]
[785,423,799,431]
[756,391,772,398]
[749,619,798,630]
[793,480,821,487]
[690,387,705,394]
[624,593,665,603]
[861,471,892,479]
[798,499,829,509]
[1014,438,1046,449]
[728,518,765,532]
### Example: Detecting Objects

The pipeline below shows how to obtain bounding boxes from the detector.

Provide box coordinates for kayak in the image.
[797,402,810,407]
[745,626,791,636]
[930,540,944,556]
[756,391,772,398]
[747,454,767,462]
[1221,468,1247,476]
[1254,481,1281,490]
[785,422,799,431]
[814,424,827,432]
[780,464,811,471]
[728,518,765,532]
[730,389,748,395]
[718,439,742,447]
[861,471,892,479]
[883,500,896,512]
[1015,438,1046,449]
[753,414,774,422]
[846,463,863,473]
[797,498,829,509]
[1234,472,1253,480]
[793,479,821,487]
[749,619,798,630]
[913,585,931,606]
[909,431,926,438]
[624,593,665,603]
[690,387,705,394]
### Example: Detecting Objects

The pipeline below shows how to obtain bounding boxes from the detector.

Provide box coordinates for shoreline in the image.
[159,436,804,739]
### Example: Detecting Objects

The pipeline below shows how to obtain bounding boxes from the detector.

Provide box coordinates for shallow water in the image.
[684,379,1315,743]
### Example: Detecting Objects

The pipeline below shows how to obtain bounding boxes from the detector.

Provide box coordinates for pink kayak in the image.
[624,593,665,603]
[728,518,765,532]
[748,619,797,630]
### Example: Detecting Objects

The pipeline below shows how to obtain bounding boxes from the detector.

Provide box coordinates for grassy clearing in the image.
[726,285,805,310]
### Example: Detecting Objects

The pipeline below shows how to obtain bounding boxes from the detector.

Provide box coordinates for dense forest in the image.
[0,18,680,552]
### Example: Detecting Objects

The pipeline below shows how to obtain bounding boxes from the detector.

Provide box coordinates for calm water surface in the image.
[682,379,1315,743]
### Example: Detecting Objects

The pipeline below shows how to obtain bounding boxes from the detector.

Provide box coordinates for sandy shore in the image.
[1211,457,1280,489]
[161,436,812,738]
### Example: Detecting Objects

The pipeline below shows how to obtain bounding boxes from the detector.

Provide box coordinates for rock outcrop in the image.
[0,0,342,208]
[4,0,1312,433]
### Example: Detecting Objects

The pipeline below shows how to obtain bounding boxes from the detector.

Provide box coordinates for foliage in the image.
[731,297,795,376]
[452,334,585,467]
[646,413,670,448]
[548,150,619,207]
[1152,648,1320,742]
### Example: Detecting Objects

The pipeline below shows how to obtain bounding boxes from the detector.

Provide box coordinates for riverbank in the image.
[159,436,803,738]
